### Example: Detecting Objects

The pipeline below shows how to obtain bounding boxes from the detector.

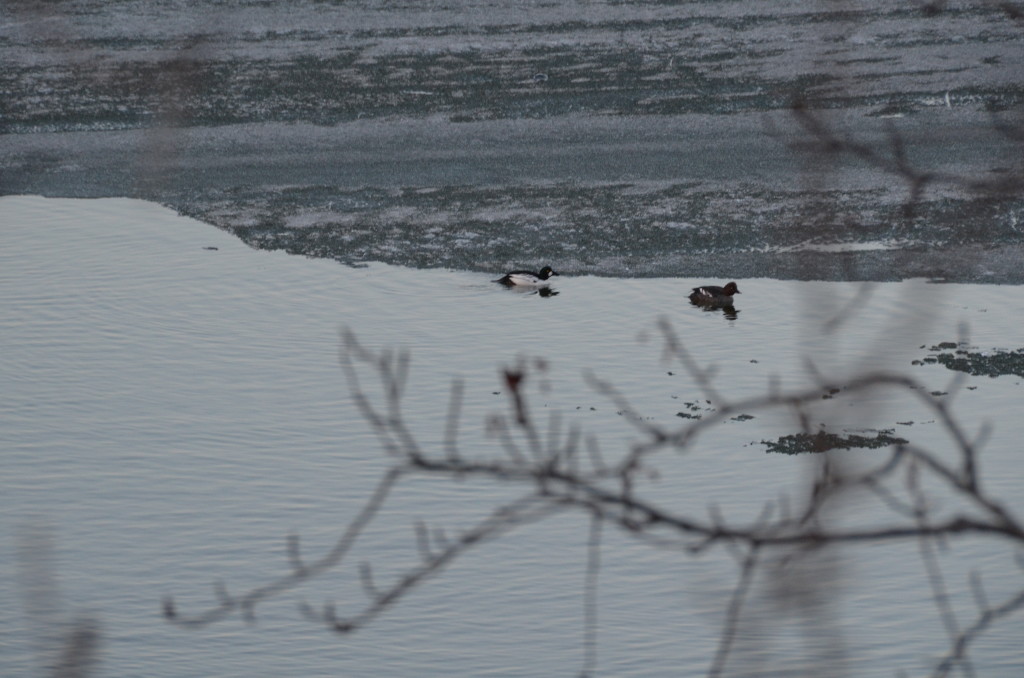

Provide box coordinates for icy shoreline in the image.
[3,1,1023,282]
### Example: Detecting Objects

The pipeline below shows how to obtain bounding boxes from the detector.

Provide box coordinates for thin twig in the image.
[708,545,761,678]
[579,512,603,678]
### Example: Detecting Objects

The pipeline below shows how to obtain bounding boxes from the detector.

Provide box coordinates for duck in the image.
[688,281,740,304]
[494,266,559,287]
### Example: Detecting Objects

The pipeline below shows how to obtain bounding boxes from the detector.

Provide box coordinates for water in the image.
[2,196,1023,677]
[3,1,1024,674]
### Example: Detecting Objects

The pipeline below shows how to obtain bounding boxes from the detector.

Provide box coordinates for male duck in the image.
[688,281,740,304]
[494,266,559,287]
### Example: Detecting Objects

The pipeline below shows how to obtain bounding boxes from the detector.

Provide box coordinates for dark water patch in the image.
[3,2,1021,133]
[916,342,1024,378]
[763,429,908,455]
[675,399,714,420]
[4,2,1024,283]
[0,44,856,132]
[184,180,1024,280]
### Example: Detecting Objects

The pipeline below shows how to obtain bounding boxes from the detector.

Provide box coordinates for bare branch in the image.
[934,589,1024,678]
[708,545,760,678]
[169,327,1024,677]
[579,512,603,678]
[165,466,403,628]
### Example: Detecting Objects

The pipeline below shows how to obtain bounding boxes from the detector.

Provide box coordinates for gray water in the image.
[2,195,1023,677]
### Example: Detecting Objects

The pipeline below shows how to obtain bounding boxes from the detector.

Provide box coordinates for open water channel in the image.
[2,195,1023,676]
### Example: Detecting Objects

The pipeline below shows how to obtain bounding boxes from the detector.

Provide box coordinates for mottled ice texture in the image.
[3,1,1023,281]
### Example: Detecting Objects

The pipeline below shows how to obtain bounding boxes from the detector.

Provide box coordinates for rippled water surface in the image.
[2,196,1023,677]
[4,1,1024,674]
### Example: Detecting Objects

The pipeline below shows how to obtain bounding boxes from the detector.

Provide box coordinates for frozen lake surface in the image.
[3,0,1024,281]
[2,196,1023,677]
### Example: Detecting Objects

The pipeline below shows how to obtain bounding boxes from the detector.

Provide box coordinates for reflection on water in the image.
[689,299,740,321]
[497,284,560,298]
[2,197,1023,677]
